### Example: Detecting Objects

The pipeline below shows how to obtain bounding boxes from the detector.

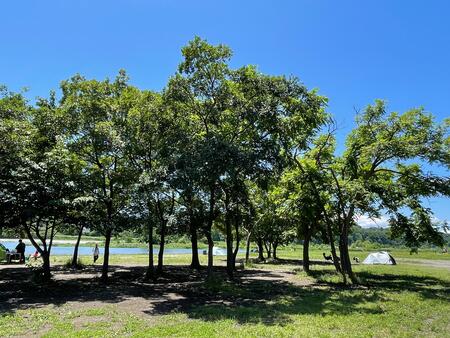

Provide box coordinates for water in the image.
[1,241,226,256]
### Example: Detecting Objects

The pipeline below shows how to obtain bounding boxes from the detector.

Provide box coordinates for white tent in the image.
[212,247,227,256]
[202,247,228,256]
[362,251,396,265]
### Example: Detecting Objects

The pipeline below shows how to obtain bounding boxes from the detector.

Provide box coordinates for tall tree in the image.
[61,71,136,282]
[321,101,449,282]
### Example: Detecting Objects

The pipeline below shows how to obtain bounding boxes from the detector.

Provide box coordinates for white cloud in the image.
[356,215,389,228]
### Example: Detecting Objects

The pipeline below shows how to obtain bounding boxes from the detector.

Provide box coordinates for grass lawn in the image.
[1,250,449,337]
[49,245,450,267]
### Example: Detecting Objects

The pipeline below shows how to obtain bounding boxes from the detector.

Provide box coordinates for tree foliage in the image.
[0,39,448,285]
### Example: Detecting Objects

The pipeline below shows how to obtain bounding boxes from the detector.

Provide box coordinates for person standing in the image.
[15,239,26,263]
[93,243,100,263]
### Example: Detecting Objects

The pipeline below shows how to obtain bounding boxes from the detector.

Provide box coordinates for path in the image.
[397,258,450,270]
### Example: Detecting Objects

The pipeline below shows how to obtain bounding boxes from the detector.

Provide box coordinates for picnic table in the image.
[5,252,23,264]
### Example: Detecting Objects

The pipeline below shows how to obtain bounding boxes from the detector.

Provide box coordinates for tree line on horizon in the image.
[1,37,449,284]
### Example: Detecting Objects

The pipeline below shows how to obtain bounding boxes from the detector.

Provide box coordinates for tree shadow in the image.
[301,267,450,301]
[0,263,448,327]
[145,273,385,325]
[249,258,334,267]
[358,271,450,302]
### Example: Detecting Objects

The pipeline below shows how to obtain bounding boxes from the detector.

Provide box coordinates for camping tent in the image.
[212,247,227,256]
[362,251,396,265]
[202,247,227,256]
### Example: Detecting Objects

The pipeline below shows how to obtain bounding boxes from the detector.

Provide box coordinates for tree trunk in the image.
[273,242,278,260]
[225,211,234,278]
[206,185,215,278]
[146,217,154,280]
[303,231,311,273]
[101,229,112,283]
[326,223,342,274]
[339,223,356,283]
[232,217,240,271]
[189,222,201,270]
[71,224,84,268]
[41,251,51,282]
[257,237,265,261]
[245,232,251,263]
[157,220,167,274]
[206,231,214,277]
[264,241,272,258]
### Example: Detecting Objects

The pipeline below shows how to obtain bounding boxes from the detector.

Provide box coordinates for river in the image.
[0,240,235,256]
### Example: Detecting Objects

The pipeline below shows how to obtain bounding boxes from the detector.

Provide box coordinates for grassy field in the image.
[49,245,450,267]
[1,247,449,337]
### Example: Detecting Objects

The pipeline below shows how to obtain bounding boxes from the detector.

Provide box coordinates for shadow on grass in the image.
[0,263,448,326]
[249,257,334,267]
[358,271,450,302]
[145,273,385,325]
[303,268,450,301]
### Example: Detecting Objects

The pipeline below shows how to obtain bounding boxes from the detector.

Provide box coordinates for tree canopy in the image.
[1,38,448,284]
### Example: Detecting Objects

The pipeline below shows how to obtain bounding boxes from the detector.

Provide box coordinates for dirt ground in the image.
[1,257,448,320]
[0,263,312,318]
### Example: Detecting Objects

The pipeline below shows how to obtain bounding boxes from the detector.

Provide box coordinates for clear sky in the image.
[1,1,449,227]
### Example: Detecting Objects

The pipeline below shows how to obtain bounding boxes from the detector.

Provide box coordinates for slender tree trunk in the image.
[245,232,251,263]
[101,229,112,283]
[303,231,311,273]
[273,242,278,260]
[22,217,53,282]
[264,241,272,258]
[257,237,265,261]
[206,231,214,276]
[206,186,215,278]
[71,224,84,268]
[232,217,240,270]
[326,223,342,274]
[339,222,356,283]
[157,220,166,274]
[41,251,51,281]
[225,211,234,278]
[146,217,154,280]
[189,222,201,269]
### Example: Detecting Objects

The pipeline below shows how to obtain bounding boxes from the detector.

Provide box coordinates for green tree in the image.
[323,101,449,282]
[61,71,137,282]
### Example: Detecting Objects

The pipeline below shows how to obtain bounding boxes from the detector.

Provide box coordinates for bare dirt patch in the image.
[0,264,309,318]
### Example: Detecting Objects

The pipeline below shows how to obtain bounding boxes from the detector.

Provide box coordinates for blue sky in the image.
[1,1,449,226]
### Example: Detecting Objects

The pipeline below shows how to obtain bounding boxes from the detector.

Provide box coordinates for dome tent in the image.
[362,251,396,265]
[202,247,227,256]
[212,247,227,256]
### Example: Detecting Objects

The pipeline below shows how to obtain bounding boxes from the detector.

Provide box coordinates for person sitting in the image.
[15,239,26,264]
[29,250,40,261]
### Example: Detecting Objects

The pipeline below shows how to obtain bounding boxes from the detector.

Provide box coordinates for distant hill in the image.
[346,226,450,249]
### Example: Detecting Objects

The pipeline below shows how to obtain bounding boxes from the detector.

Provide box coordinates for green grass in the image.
[279,246,450,261]
[1,262,449,337]
[48,234,450,261]
[2,247,449,337]
[47,244,449,268]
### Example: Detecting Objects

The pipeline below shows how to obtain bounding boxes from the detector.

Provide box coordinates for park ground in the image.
[0,247,449,337]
